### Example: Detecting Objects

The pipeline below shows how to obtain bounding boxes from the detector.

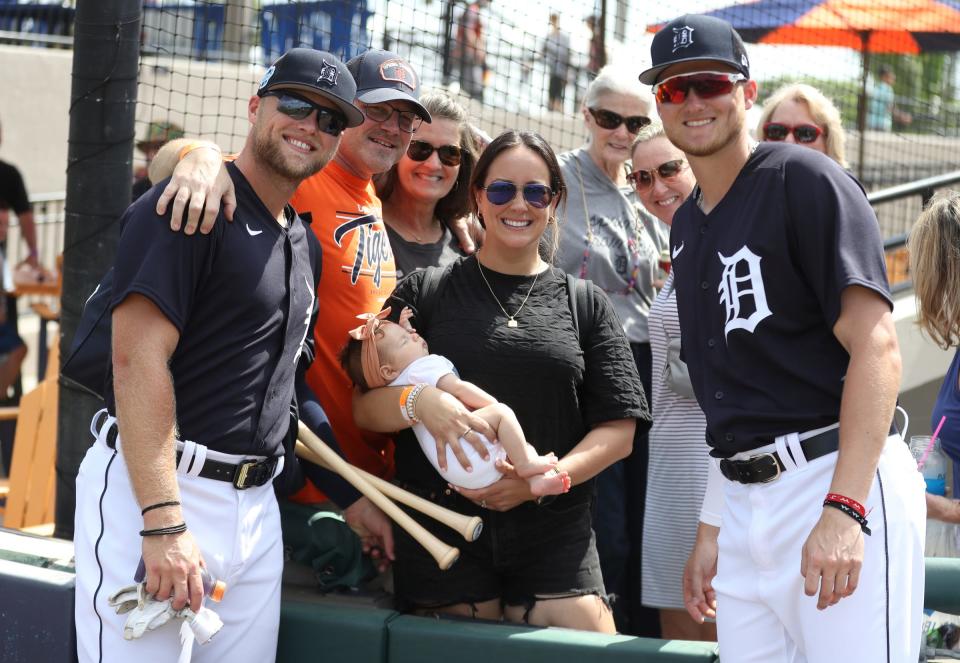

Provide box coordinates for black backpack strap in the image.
[415,265,444,330]
[565,272,594,349]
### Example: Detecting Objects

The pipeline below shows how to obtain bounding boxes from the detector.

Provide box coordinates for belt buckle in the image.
[753,452,781,484]
[233,460,259,490]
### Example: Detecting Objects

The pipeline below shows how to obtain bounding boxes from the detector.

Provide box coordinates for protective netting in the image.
[4,0,960,240]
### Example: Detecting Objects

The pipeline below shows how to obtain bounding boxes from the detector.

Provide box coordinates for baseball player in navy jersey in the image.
[640,15,926,663]
[73,49,391,663]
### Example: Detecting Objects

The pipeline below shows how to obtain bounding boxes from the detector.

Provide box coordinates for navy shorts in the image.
[393,485,605,613]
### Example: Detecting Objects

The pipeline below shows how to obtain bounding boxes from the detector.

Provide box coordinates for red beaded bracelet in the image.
[824,492,865,519]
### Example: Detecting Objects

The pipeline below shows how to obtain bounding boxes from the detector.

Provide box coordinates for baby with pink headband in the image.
[341,307,571,495]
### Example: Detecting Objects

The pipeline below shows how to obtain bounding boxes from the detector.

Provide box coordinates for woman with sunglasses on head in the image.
[375,92,479,279]
[628,123,715,642]
[555,64,662,637]
[758,83,849,169]
[352,130,647,631]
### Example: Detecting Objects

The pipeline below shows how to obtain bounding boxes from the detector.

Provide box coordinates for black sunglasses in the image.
[588,107,651,134]
[626,159,687,191]
[763,122,823,144]
[362,103,423,133]
[480,180,555,209]
[263,91,347,137]
[407,140,463,167]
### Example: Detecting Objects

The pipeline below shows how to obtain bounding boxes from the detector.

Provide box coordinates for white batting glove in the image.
[106,582,223,643]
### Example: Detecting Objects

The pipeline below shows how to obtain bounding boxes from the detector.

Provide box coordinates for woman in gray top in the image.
[376,91,478,279]
[556,65,664,638]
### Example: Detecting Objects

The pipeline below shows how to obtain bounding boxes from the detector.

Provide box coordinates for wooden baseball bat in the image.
[295,440,483,542]
[295,421,460,570]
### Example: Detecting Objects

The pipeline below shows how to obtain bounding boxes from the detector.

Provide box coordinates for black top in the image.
[669,143,892,457]
[387,255,648,508]
[107,162,321,457]
[0,160,29,214]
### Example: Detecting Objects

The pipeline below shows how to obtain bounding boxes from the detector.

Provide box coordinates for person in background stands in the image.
[758,83,848,169]
[132,121,185,201]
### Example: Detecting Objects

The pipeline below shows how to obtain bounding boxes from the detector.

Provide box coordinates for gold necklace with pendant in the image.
[477,258,541,329]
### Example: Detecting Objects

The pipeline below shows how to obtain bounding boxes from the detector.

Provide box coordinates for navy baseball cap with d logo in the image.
[347,49,432,122]
[257,48,365,127]
[639,14,750,85]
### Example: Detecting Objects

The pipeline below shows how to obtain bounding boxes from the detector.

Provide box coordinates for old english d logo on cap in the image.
[258,65,276,90]
[672,26,694,52]
[317,60,339,87]
[379,58,417,91]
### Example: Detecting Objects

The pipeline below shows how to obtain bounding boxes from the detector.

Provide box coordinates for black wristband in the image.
[823,499,871,536]
[141,500,180,516]
[139,523,188,537]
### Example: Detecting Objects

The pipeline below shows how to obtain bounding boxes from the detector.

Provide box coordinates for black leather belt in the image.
[719,424,897,485]
[101,416,276,490]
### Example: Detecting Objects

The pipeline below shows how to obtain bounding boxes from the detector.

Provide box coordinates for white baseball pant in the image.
[74,412,284,663]
[712,430,926,663]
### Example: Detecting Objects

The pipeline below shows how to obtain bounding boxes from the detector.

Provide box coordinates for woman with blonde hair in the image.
[909,191,960,525]
[759,83,849,169]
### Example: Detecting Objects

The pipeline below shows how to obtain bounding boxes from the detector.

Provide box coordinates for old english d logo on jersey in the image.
[717,246,772,338]
[379,59,418,91]
[672,26,694,52]
[333,210,391,287]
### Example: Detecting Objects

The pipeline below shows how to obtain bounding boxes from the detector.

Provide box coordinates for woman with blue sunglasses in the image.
[555,64,665,637]
[353,130,646,633]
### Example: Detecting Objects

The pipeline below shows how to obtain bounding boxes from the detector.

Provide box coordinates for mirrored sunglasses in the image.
[654,71,747,105]
[588,107,651,134]
[264,91,347,137]
[626,159,687,191]
[762,122,823,144]
[407,140,463,166]
[363,103,423,133]
[481,180,555,209]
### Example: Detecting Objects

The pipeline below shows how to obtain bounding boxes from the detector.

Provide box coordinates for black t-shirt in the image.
[0,160,29,214]
[670,143,891,457]
[107,162,321,457]
[386,255,648,507]
[385,223,464,280]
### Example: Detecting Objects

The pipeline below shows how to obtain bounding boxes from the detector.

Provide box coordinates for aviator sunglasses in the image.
[263,91,348,137]
[588,107,651,134]
[480,180,555,209]
[407,140,463,166]
[762,122,823,144]
[626,159,687,192]
[654,71,747,105]
[362,103,423,133]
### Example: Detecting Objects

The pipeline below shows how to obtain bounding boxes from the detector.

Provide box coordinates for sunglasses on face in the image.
[588,107,651,134]
[362,103,423,133]
[626,159,687,192]
[480,180,555,209]
[762,122,823,144]
[407,140,463,166]
[654,71,747,105]
[263,91,347,137]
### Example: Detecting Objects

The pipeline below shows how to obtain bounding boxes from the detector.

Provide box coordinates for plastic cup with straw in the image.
[917,415,947,471]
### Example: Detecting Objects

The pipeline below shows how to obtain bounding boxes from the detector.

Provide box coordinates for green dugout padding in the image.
[277,597,397,663]
[924,557,960,614]
[386,615,720,662]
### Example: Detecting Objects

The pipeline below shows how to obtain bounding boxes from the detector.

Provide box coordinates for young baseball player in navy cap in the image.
[640,14,926,662]
[73,48,390,663]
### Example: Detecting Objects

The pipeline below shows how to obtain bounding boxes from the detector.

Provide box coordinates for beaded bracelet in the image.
[177,141,221,162]
[824,492,865,519]
[139,522,188,537]
[823,499,871,535]
[141,500,181,516]
[399,385,416,422]
[405,383,428,424]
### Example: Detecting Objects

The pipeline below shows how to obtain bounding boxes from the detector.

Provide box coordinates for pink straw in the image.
[917,415,947,471]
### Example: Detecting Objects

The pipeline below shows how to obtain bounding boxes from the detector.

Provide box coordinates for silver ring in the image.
[461,427,472,437]
[480,499,487,509]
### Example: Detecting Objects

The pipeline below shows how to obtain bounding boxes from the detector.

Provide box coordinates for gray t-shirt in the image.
[386,224,464,281]
[557,148,660,344]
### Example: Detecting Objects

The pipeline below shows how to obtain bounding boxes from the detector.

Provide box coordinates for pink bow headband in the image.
[347,307,392,389]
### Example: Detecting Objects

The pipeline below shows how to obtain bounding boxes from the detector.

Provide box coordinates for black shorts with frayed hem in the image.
[392,485,605,612]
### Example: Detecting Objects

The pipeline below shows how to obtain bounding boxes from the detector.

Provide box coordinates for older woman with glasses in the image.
[375,91,479,279]
[555,64,663,637]
[758,83,849,169]
[628,123,715,641]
